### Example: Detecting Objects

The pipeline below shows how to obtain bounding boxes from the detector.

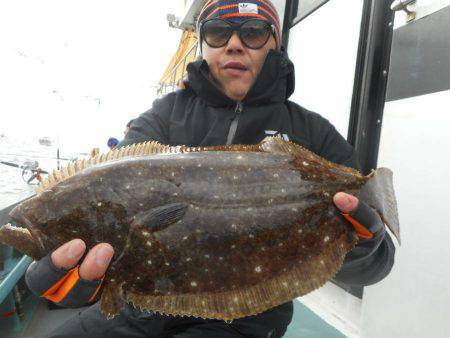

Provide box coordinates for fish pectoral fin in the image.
[133,203,188,232]
[99,281,125,319]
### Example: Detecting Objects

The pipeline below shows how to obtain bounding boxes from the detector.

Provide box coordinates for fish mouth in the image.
[9,205,50,257]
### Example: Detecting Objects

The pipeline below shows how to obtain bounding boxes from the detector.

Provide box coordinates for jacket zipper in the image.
[226,102,243,145]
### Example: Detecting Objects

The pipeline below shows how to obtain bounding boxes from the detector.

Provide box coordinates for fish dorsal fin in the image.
[36,141,184,193]
[36,137,359,194]
[36,139,264,194]
[260,136,361,177]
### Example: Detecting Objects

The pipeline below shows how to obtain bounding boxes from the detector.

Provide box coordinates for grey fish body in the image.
[0,138,399,320]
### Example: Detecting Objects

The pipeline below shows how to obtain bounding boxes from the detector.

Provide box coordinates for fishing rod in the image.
[0,160,49,174]
[1,152,74,161]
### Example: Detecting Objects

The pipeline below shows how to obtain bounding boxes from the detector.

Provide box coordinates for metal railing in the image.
[158,40,199,97]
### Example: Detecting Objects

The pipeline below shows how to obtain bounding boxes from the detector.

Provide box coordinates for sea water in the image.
[0,133,84,210]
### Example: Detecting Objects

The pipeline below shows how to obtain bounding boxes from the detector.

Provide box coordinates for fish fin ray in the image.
[125,232,354,320]
[36,141,184,193]
[132,203,188,232]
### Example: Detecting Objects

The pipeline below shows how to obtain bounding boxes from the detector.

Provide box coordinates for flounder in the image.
[0,137,400,320]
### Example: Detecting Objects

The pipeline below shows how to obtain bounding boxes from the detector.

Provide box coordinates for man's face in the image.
[201,24,276,102]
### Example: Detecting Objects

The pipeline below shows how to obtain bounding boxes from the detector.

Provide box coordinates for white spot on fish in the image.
[291,207,298,212]
[324,236,330,242]
[247,207,253,212]
[219,257,224,261]
[214,195,220,199]
[233,175,238,180]
[255,266,262,273]
[139,203,144,207]
[172,192,178,196]
[302,161,309,166]
[323,192,330,197]
[147,260,152,265]
[197,163,202,168]
[282,282,288,287]
[142,231,150,237]
[171,172,175,177]
[281,188,286,193]
[320,260,325,265]
[136,276,141,280]
[110,279,115,282]
[273,173,279,178]
[249,234,254,239]
[233,296,239,303]
[231,224,237,229]
[165,262,170,266]
[138,172,142,176]
[261,247,266,251]
[278,242,284,247]
[97,202,102,207]
[295,282,299,286]
[204,254,210,259]
[190,281,197,287]
[126,185,130,189]
[146,241,152,247]
[186,257,192,262]
[231,244,236,249]
[268,198,274,204]
[298,229,303,234]
[204,268,209,272]
[182,236,188,241]
[71,230,78,234]
[117,235,121,239]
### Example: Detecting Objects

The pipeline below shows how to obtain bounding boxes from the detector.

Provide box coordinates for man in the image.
[25,1,395,337]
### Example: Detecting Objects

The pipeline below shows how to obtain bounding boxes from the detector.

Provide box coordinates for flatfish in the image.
[0,137,400,320]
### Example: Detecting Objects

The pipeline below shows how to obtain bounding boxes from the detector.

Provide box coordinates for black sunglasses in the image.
[200,18,275,50]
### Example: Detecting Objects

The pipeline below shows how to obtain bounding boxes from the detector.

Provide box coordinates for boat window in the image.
[287,0,364,139]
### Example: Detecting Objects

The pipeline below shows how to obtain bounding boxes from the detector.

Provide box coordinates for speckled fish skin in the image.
[0,138,399,320]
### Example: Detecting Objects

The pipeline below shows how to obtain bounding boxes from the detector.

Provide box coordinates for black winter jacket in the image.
[121,49,395,332]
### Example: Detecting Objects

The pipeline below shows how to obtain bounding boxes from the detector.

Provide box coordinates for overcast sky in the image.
[0,1,184,154]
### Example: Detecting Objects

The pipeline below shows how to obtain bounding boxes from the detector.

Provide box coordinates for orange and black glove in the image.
[25,254,104,308]
[335,199,395,286]
[341,200,385,241]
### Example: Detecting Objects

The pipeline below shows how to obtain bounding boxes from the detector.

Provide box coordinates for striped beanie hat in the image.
[197,0,281,50]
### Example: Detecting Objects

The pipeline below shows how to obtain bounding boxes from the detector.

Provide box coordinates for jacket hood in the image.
[185,48,295,107]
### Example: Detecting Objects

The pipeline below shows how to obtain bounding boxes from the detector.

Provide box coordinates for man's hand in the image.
[25,239,114,308]
[333,192,384,239]
[51,239,114,281]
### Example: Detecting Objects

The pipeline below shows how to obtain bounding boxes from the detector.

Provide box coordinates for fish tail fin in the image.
[360,168,401,244]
